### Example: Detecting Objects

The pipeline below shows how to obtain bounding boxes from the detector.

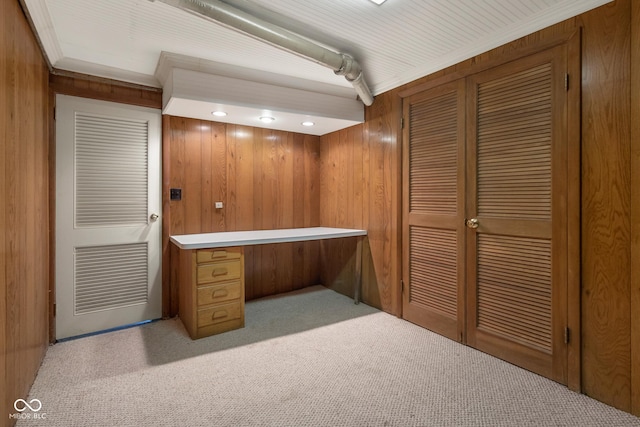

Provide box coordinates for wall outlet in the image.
[215,202,223,209]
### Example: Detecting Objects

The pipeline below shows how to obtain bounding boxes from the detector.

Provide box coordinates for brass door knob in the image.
[465,218,479,229]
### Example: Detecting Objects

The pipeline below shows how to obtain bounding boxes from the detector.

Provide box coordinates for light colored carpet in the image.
[18,286,640,427]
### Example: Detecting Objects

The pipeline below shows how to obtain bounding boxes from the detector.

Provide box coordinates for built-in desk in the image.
[170,227,367,339]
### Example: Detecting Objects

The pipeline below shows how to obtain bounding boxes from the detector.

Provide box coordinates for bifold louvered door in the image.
[466,46,568,383]
[402,80,465,341]
[56,95,162,340]
[403,44,571,384]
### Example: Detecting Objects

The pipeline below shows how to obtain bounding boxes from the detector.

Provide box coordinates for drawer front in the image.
[196,260,242,285]
[197,281,241,307]
[197,301,243,327]
[196,248,242,264]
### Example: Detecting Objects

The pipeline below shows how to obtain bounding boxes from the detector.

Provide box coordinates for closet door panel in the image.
[402,80,465,341]
[466,45,568,383]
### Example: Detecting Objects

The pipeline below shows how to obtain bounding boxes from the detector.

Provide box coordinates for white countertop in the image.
[170,227,367,250]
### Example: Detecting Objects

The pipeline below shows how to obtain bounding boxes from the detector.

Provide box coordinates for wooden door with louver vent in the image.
[465,46,568,383]
[402,80,466,341]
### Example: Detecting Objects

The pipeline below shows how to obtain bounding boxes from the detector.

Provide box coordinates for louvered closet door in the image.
[465,46,568,383]
[402,80,465,341]
[55,95,162,340]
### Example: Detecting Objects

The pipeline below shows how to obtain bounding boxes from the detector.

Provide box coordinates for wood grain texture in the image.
[632,0,640,416]
[578,0,632,411]
[0,0,7,421]
[565,30,582,393]
[402,80,465,342]
[319,89,402,315]
[366,0,633,412]
[465,47,568,384]
[165,117,321,311]
[1,1,50,425]
[367,90,402,315]
[21,0,636,417]
[49,70,161,109]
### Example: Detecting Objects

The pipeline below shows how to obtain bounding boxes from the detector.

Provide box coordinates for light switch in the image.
[170,188,182,201]
[215,202,223,209]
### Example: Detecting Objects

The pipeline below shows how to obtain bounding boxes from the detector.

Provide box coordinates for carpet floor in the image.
[17,286,640,427]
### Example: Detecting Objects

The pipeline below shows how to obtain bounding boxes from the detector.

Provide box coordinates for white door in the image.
[55,95,162,340]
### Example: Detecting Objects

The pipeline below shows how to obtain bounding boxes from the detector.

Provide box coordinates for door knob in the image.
[465,218,479,229]
[150,213,159,222]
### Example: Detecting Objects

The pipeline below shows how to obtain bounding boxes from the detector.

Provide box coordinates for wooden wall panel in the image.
[631,0,640,416]
[579,0,632,411]
[303,136,321,287]
[1,0,8,421]
[319,88,402,314]
[49,70,161,109]
[319,0,637,415]
[3,0,632,418]
[321,129,350,297]
[365,90,402,314]
[165,117,321,311]
[1,1,50,426]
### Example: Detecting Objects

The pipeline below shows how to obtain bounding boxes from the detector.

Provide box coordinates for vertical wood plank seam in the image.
[630,0,640,416]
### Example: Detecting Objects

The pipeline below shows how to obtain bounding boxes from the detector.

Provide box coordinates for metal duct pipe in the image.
[152,0,374,106]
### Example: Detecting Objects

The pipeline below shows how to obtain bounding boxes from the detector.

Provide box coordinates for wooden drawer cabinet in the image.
[197,281,242,306]
[196,248,242,263]
[196,260,242,285]
[177,246,245,339]
[197,301,243,328]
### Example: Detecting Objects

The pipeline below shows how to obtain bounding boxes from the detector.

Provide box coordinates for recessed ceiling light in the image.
[212,111,227,117]
[259,116,275,123]
[369,0,387,4]
[302,121,315,127]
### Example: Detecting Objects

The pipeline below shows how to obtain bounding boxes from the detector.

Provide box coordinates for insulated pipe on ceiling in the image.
[151,0,375,106]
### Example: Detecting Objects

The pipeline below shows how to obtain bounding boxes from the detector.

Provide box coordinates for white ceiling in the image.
[25,0,609,135]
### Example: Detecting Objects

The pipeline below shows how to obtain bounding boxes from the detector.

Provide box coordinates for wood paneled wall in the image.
[578,0,633,412]
[319,0,639,415]
[3,0,636,419]
[319,91,402,315]
[1,1,50,426]
[50,70,162,109]
[631,1,640,416]
[164,116,321,315]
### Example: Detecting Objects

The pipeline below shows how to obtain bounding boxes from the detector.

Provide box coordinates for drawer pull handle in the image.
[211,251,227,259]
[211,268,228,277]
[212,289,228,298]
[212,310,228,320]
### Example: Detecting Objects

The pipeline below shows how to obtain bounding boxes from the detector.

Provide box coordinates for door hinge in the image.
[564,73,569,91]
[401,116,405,129]
[401,279,404,292]
[564,326,570,344]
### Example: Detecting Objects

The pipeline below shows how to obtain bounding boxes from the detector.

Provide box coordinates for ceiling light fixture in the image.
[212,111,227,117]
[259,116,275,123]
[369,0,387,4]
[301,121,315,127]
